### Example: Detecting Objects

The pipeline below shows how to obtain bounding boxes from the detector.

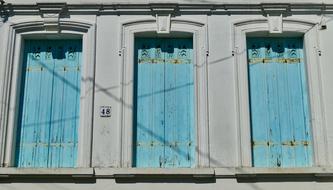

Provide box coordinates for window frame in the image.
[119,18,210,168]
[0,19,96,168]
[233,18,328,167]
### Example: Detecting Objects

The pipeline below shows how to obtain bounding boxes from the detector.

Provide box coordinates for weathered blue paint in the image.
[247,37,313,168]
[16,40,82,168]
[133,38,195,168]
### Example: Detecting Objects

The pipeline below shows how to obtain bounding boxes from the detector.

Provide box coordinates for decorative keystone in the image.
[156,14,171,34]
[267,14,283,33]
[37,3,67,31]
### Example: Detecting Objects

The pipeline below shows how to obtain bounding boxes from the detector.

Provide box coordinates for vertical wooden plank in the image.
[59,40,81,167]
[27,40,43,167]
[134,38,165,167]
[186,40,195,168]
[135,38,153,167]
[277,38,294,167]
[248,39,269,167]
[71,40,81,167]
[134,38,146,167]
[164,39,177,167]
[16,40,33,167]
[286,38,312,167]
[36,41,54,167]
[268,38,283,167]
[49,41,64,167]
[151,39,166,168]
[50,40,81,167]
[132,39,140,167]
[178,39,195,167]
[164,39,195,168]
[70,40,80,167]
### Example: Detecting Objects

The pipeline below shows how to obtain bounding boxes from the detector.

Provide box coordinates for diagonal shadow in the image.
[19,116,79,128]
[137,82,194,99]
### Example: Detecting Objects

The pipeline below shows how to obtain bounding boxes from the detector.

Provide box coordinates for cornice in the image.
[1,3,333,16]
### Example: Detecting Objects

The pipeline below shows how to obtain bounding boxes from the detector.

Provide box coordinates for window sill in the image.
[217,167,333,181]
[0,167,332,181]
[95,168,215,179]
[0,168,94,179]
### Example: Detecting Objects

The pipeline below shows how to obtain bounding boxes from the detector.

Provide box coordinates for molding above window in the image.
[0,18,96,168]
[232,18,328,167]
[0,3,333,18]
[119,17,209,168]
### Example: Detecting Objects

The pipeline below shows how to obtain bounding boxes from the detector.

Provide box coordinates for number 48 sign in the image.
[100,106,111,117]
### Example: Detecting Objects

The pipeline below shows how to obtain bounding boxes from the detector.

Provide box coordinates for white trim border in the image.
[0,18,96,167]
[233,17,328,167]
[119,17,210,168]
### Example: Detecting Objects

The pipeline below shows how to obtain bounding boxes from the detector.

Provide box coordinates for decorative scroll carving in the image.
[37,3,67,31]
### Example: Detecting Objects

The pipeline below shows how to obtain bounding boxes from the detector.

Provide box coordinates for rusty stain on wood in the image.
[249,58,302,64]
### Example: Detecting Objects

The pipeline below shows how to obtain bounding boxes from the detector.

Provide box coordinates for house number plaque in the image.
[100,106,111,117]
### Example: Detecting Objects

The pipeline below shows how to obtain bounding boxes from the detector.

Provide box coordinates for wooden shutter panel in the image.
[247,37,313,167]
[16,39,82,168]
[134,38,195,168]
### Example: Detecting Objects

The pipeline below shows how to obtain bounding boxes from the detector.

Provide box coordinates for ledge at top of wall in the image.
[4,0,332,5]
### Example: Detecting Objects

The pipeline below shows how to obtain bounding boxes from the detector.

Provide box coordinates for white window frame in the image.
[0,18,96,167]
[119,17,210,168]
[233,18,328,167]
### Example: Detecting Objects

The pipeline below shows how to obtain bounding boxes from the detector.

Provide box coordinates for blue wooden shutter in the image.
[247,37,313,167]
[16,39,82,168]
[134,38,195,168]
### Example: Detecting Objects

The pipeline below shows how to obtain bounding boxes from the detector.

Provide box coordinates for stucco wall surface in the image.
[1,1,333,189]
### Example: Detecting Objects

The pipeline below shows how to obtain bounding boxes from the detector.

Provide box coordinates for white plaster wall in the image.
[92,15,122,167]
[207,15,239,167]
[1,1,333,189]
[87,13,330,168]
[1,13,332,168]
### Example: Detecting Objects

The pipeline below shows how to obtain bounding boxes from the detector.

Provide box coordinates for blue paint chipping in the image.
[16,40,82,168]
[247,37,313,168]
[133,38,195,168]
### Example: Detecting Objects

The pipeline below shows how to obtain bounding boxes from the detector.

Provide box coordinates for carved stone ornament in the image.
[156,14,171,34]
[268,14,283,34]
[42,13,60,31]
[37,3,66,32]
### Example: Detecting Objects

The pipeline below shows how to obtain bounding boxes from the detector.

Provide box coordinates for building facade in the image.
[1,0,333,189]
